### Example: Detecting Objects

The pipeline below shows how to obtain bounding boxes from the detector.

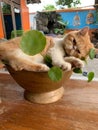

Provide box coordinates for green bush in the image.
[11,30,24,38]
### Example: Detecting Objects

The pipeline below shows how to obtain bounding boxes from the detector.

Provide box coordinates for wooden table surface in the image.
[0,73,98,130]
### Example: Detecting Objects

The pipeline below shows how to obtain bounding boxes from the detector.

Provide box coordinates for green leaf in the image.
[87,72,94,82]
[48,67,63,82]
[81,57,87,64]
[73,68,82,73]
[58,21,66,26]
[20,30,46,55]
[89,48,95,60]
[44,55,53,68]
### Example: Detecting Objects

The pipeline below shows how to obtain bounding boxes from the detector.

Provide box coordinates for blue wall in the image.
[59,10,98,30]
[29,9,98,31]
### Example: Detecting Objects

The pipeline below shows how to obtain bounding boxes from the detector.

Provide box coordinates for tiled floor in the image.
[71,58,98,81]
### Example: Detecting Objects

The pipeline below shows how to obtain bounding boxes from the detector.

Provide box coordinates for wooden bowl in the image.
[6,65,72,104]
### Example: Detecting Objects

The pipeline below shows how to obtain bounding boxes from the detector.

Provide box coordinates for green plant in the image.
[73,48,95,82]
[56,0,81,8]
[2,3,11,14]
[54,21,68,34]
[20,30,46,55]
[20,30,62,82]
[11,30,24,38]
[43,4,56,11]
[20,30,95,82]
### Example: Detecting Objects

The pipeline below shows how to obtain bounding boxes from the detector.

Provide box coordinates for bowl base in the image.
[24,86,64,104]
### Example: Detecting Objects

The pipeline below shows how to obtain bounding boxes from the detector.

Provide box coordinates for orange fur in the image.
[0,27,96,72]
[63,27,94,58]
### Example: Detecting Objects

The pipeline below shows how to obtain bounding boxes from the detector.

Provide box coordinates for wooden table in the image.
[0,73,98,130]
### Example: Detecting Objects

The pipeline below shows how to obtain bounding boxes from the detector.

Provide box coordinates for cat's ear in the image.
[79,27,89,36]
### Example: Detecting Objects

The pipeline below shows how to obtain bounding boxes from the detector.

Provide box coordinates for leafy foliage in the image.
[20,30,46,55]
[73,48,96,82]
[20,30,63,82]
[2,3,11,14]
[11,30,24,38]
[43,5,56,11]
[54,21,68,34]
[48,67,63,82]
[73,68,82,73]
[89,48,95,59]
[56,0,81,8]
[20,30,95,82]
[87,72,95,82]
[73,69,95,82]
[44,55,53,68]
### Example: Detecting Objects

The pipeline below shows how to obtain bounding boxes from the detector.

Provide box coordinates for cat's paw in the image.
[64,57,84,69]
[52,61,72,71]
[60,62,72,71]
[10,61,50,72]
[72,59,84,69]
[9,61,24,71]
[36,64,50,72]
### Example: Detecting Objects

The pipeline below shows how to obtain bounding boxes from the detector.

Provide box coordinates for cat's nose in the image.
[73,46,77,50]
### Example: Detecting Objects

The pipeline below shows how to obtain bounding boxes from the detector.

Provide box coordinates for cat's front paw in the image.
[9,61,50,72]
[71,59,84,69]
[9,61,25,71]
[37,64,50,72]
[64,57,84,69]
[60,62,71,71]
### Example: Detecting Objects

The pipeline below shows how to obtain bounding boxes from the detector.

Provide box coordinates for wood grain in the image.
[0,74,98,130]
[6,65,72,104]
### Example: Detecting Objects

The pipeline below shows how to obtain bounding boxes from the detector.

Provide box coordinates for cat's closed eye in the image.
[73,38,81,54]
[73,39,77,45]
[76,49,80,53]
[73,39,77,50]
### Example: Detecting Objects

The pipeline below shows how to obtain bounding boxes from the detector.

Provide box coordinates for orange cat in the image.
[0,27,96,72]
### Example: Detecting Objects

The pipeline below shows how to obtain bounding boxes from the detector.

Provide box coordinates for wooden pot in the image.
[6,65,72,104]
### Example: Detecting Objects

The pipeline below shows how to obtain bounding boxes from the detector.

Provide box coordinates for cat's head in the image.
[63,27,94,59]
